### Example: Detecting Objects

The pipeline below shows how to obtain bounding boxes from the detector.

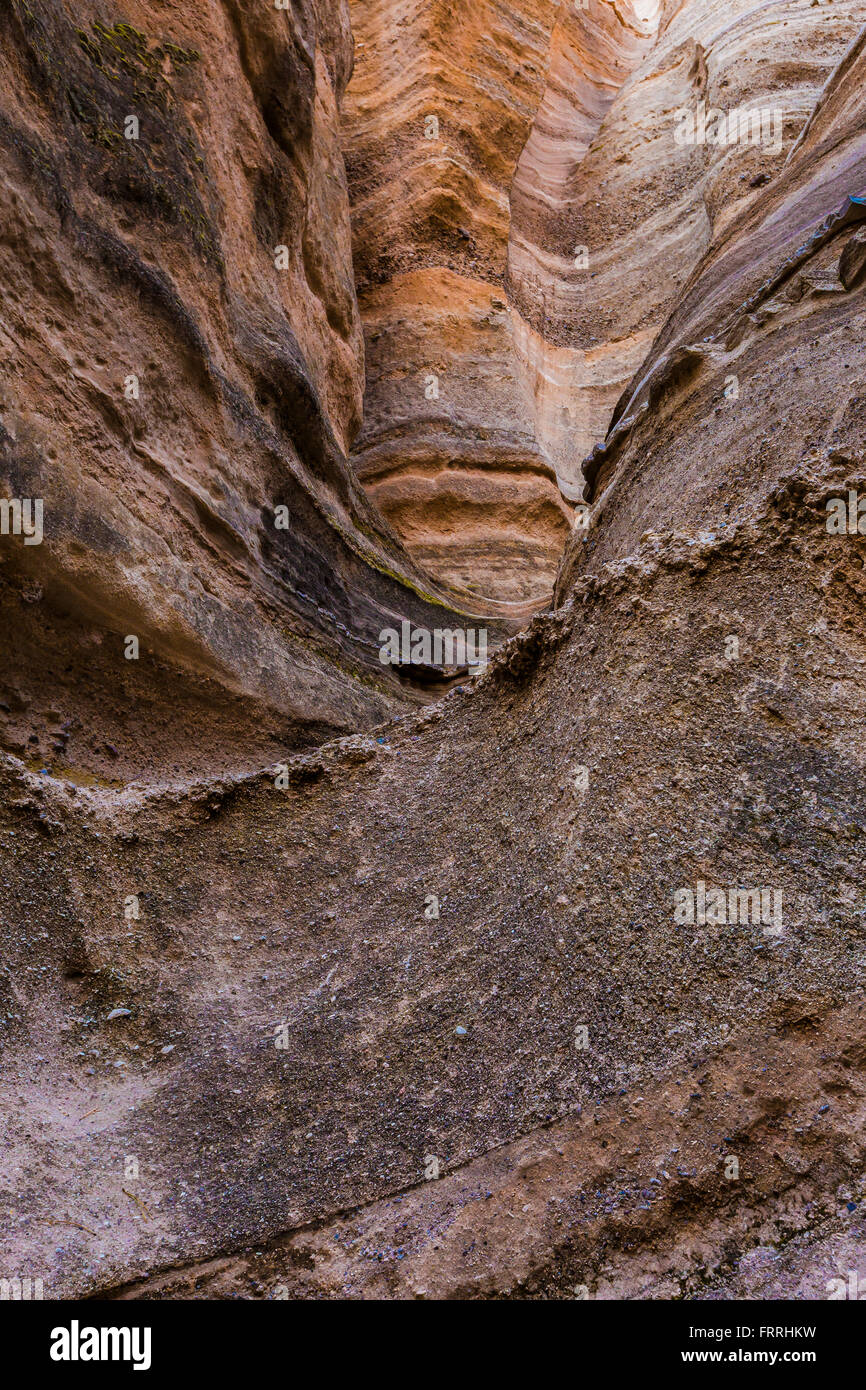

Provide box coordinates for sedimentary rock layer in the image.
[507,0,657,495]
[344,0,863,600]
[343,0,577,605]
[349,267,572,605]
[0,0,505,786]
[3,8,866,1301]
[510,0,865,493]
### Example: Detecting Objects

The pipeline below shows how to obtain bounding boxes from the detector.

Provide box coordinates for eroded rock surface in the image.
[0,0,506,786]
[511,0,866,493]
[343,0,575,605]
[344,0,864,596]
[2,0,866,1303]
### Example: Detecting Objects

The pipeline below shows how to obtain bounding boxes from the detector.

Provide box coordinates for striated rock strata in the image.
[2,0,866,1304]
[343,0,589,604]
[510,0,866,494]
[0,0,510,787]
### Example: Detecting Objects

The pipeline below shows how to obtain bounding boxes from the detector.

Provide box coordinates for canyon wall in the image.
[344,0,864,599]
[510,0,866,495]
[2,0,866,1303]
[0,0,507,787]
[344,0,575,606]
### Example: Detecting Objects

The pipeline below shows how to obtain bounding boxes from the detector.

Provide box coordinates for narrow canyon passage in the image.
[342,0,659,606]
[1,0,866,1309]
[343,0,863,610]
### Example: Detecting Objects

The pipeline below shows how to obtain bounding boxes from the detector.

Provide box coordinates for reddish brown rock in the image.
[0,0,506,786]
[2,0,866,1308]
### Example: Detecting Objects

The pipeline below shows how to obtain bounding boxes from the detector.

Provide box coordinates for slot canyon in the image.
[2,0,866,1303]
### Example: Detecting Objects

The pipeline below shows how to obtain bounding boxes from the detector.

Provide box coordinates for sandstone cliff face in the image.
[343,0,576,606]
[343,0,863,600]
[511,0,866,494]
[3,0,866,1306]
[0,0,505,787]
[507,0,658,496]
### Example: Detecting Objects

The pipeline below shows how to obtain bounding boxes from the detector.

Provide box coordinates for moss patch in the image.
[9,2,219,263]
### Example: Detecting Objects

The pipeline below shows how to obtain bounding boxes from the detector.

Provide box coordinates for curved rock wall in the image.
[9,34,866,1280]
[0,0,505,785]
[512,0,865,495]
[344,0,579,606]
[3,0,866,1306]
[508,0,657,497]
[346,0,861,594]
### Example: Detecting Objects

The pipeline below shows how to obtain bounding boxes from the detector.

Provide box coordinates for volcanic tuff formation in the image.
[0,0,515,787]
[2,0,866,1301]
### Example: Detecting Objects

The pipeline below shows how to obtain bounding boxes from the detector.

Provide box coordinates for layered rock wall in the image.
[344,0,577,606]
[344,0,862,597]
[511,0,866,494]
[0,0,503,785]
[3,0,866,1304]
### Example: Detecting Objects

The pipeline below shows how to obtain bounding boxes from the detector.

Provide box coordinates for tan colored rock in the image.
[0,0,506,784]
[351,268,571,605]
[508,0,658,495]
[344,0,577,606]
[510,0,865,493]
[4,0,866,1309]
